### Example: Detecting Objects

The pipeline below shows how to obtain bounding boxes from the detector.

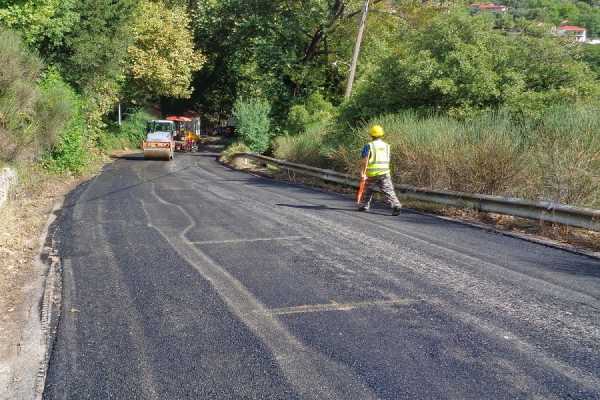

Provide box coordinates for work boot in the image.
[392,206,402,216]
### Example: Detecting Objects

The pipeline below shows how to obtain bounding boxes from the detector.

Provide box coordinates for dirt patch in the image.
[0,163,97,397]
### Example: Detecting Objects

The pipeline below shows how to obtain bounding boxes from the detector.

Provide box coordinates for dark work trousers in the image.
[359,174,402,209]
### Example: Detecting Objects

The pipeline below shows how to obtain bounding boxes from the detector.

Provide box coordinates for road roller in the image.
[143,120,175,160]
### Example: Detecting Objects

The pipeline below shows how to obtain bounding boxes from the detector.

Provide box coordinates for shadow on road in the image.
[276,203,356,212]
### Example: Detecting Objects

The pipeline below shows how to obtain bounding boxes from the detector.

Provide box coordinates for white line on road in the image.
[191,236,311,245]
[268,299,416,316]
[140,183,379,400]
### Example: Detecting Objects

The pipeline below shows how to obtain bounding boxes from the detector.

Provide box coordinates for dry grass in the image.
[0,163,92,359]
[276,106,600,209]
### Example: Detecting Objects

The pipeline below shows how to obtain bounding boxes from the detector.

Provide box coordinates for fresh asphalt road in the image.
[43,152,600,399]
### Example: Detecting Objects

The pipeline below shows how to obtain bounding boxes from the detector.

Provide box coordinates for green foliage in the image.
[232,98,272,153]
[0,0,79,50]
[583,44,600,78]
[341,9,599,122]
[118,109,153,145]
[219,141,251,163]
[0,28,43,160]
[0,29,85,170]
[41,69,90,174]
[56,0,137,90]
[99,109,153,151]
[188,0,394,124]
[286,93,336,134]
[274,126,331,168]
[502,0,600,37]
[127,0,205,100]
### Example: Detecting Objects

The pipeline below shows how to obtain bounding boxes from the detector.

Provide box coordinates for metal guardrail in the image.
[231,152,600,232]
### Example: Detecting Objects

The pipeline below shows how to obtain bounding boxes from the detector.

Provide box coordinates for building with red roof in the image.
[557,25,587,42]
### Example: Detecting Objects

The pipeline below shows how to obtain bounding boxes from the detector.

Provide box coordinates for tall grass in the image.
[0,28,43,160]
[274,105,600,208]
[274,124,332,168]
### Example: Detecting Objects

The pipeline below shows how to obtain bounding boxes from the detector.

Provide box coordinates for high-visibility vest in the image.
[366,139,391,177]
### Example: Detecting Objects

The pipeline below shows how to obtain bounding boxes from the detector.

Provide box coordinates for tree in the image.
[0,0,79,50]
[341,8,599,121]
[127,0,205,100]
[186,0,396,123]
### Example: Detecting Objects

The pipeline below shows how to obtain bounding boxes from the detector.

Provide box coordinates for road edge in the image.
[6,196,66,400]
[32,197,64,400]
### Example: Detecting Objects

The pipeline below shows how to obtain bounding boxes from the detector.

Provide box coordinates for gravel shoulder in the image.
[0,164,100,400]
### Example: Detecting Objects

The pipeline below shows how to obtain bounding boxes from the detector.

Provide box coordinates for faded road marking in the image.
[191,236,311,245]
[140,183,378,400]
[268,299,416,316]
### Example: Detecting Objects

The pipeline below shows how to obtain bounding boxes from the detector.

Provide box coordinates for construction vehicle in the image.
[166,115,201,152]
[143,120,175,160]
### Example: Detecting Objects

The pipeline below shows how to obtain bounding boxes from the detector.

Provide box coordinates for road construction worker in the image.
[358,125,402,215]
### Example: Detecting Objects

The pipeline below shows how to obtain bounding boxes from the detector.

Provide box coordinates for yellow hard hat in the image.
[369,125,384,138]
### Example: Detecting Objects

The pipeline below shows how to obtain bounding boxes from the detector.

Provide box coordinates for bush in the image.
[219,141,250,163]
[0,29,87,172]
[286,93,336,134]
[41,70,90,174]
[232,97,271,152]
[0,28,43,160]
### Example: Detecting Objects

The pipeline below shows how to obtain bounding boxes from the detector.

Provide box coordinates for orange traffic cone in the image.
[356,177,367,204]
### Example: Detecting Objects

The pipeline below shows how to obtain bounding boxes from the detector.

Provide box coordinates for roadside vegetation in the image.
[195,3,600,209]
[0,0,203,175]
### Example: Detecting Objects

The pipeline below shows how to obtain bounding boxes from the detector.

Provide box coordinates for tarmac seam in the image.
[212,176,600,391]
[267,299,416,316]
[33,197,65,400]
[190,236,311,245]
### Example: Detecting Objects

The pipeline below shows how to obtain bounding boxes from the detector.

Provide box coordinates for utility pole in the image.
[345,0,370,99]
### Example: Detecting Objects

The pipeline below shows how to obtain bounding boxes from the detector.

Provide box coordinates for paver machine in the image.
[143,120,175,160]
[166,116,201,152]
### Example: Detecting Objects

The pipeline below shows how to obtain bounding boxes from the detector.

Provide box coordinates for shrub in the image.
[0,28,43,160]
[232,97,271,152]
[219,141,250,163]
[286,93,336,134]
[0,29,87,171]
[100,109,153,151]
[41,70,90,174]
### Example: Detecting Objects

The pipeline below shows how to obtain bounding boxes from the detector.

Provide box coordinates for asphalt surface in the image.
[44,152,600,399]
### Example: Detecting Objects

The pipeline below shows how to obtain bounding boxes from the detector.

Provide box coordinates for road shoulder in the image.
[0,166,97,400]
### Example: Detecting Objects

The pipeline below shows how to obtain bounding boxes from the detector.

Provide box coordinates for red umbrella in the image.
[166,116,192,122]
